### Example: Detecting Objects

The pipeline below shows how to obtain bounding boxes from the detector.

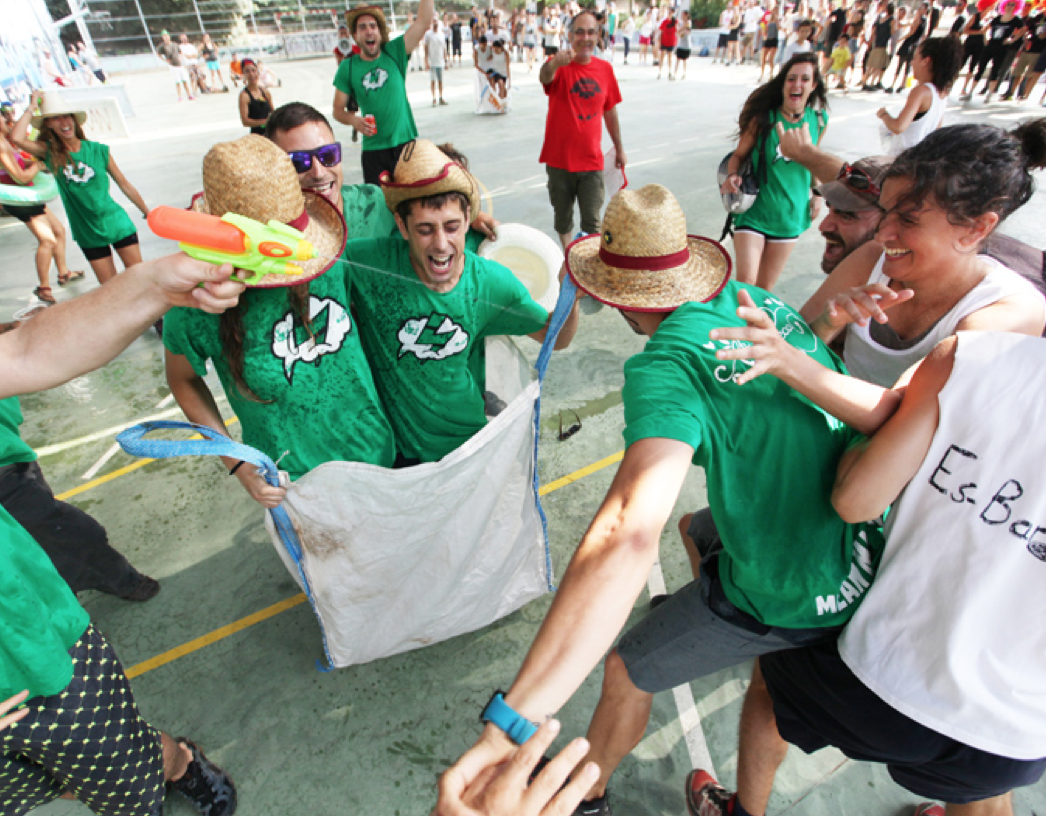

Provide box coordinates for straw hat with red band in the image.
[191,134,347,289]
[567,184,731,312]
[379,139,482,219]
[345,3,390,42]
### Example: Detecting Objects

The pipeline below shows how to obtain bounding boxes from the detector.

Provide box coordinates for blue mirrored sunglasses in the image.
[288,142,342,173]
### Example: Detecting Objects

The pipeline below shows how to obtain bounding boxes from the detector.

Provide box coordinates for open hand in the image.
[822,282,914,330]
[709,288,800,385]
[435,720,599,816]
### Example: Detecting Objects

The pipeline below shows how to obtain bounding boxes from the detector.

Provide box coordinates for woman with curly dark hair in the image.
[720,52,829,290]
[799,119,1046,388]
[877,35,963,156]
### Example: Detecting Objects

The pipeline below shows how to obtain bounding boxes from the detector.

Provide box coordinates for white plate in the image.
[478,224,563,313]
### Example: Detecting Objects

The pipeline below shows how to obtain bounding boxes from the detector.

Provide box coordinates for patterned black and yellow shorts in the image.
[0,624,165,816]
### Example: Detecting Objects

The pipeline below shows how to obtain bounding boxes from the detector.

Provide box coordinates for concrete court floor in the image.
[3,47,1045,816]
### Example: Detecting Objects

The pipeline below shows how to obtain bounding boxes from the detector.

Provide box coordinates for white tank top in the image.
[881,82,945,156]
[843,252,1043,387]
[840,331,1046,760]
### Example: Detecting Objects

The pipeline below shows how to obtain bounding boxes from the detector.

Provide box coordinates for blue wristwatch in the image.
[481,690,538,745]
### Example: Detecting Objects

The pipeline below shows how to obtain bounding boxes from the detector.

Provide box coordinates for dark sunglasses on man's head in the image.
[836,162,881,199]
[288,142,342,174]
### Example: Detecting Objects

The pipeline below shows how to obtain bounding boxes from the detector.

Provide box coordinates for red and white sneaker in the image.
[914,804,945,816]
[685,769,735,816]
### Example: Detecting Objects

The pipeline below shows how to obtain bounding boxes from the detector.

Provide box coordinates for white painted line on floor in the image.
[647,559,717,777]
[82,441,122,481]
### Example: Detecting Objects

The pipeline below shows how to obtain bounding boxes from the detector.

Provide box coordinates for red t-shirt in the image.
[539,58,622,173]
[659,18,679,48]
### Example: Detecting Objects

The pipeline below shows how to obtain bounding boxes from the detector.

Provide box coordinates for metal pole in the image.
[132,0,156,55]
[191,0,206,33]
[65,0,97,52]
[298,0,308,31]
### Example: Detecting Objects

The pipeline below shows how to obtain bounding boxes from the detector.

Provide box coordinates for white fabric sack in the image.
[474,70,511,114]
[264,336,552,668]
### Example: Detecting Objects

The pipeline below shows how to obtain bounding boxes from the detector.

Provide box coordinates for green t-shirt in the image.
[46,140,136,249]
[164,269,395,478]
[622,282,884,630]
[332,37,418,152]
[0,503,90,701]
[735,108,827,239]
[0,397,38,468]
[343,238,548,463]
[342,183,398,239]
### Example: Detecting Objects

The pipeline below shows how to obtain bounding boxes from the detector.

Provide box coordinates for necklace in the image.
[780,107,802,122]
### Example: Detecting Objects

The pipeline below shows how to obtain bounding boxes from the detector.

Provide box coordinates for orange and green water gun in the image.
[148,206,316,286]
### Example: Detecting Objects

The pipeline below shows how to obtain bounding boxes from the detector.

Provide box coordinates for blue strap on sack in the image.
[531,274,577,590]
[116,420,336,670]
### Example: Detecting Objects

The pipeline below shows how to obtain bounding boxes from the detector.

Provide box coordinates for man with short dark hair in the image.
[332,0,434,184]
[341,140,579,465]
[539,9,626,250]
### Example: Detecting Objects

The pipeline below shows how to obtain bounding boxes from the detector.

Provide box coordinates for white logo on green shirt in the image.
[271,295,352,382]
[362,67,390,91]
[398,314,469,361]
[63,161,96,184]
[773,144,793,164]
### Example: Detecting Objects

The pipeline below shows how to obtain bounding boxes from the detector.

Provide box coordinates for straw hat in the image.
[345,4,390,42]
[380,139,481,219]
[191,135,347,288]
[31,90,87,130]
[567,184,731,312]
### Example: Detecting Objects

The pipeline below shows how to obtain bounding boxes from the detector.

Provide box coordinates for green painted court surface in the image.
[3,50,1045,815]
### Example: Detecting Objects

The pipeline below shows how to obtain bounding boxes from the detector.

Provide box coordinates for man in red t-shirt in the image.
[657,15,679,78]
[539,9,627,250]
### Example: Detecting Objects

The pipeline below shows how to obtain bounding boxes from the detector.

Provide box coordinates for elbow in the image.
[831,484,879,524]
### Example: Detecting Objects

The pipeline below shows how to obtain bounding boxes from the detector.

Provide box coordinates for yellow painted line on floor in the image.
[125,594,308,678]
[54,417,240,502]
[124,448,627,679]
[538,450,624,496]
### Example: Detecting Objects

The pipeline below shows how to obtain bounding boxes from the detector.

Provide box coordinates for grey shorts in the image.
[545,166,604,237]
[430,65,444,82]
[617,508,841,693]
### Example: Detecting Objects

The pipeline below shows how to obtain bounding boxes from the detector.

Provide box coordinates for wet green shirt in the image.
[734,108,827,239]
[0,503,89,701]
[164,269,395,478]
[622,282,884,629]
[0,398,37,467]
[343,238,548,463]
[332,37,418,152]
[342,183,397,238]
[47,140,136,249]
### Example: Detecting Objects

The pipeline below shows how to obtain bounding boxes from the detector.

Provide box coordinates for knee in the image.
[39,234,58,252]
[603,648,639,693]
[678,513,694,541]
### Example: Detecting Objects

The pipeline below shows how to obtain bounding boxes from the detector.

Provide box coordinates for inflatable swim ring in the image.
[0,171,59,207]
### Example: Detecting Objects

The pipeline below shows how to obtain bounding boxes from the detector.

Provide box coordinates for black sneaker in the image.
[171,738,237,816]
[114,573,161,602]
[685,769,733,816]
[575,792,611,815]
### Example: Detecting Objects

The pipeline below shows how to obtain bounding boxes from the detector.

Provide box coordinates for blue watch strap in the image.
[481,691,538,745]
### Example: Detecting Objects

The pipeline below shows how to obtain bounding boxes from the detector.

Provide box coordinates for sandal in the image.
[57,270,85,286]
[33,286,56,304]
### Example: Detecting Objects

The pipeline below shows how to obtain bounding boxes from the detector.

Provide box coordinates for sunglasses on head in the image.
[287,142,342,174]
[836,162,881,199]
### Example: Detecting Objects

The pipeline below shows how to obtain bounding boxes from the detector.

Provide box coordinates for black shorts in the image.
[727,28,740,42]
[763,37,779,49]
[0,624,165,816]
[544,44,558,56]
[762,640,1046,804]
[80,231,139,261]
[660,43,675,52]
[453,41,462,55]
[676,48,691,60]
[360,142,407,187]
[1,203,46,222]
[717,32,729,47]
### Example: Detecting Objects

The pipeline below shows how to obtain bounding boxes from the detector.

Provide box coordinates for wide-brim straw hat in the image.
[567,184,731,312]
[191,135,347,288]
[31,90,87,130]
[380,139,482,219]
[345,4,390,42]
